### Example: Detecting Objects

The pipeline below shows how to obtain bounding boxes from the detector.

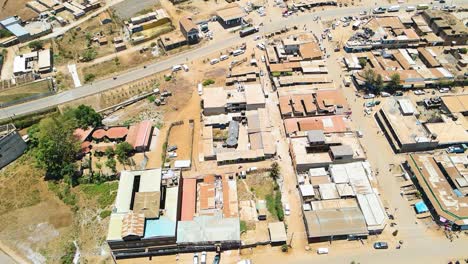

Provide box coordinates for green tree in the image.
[34,115,80,181]
[0,29,13,38]
[104,147,114,158]
[115,142,133,165]
[270,161,280,180]
[363,69,376,86]
[28,40,43,51]
[105,157,117,174]
[358,57,367,68]
[388,73,401,91]
[65,104,102,128]
[459,48,467,54]
[81,48,97,62]
[375,74,384,93]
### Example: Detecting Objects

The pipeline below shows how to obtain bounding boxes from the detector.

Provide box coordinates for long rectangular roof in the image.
[177,214,240,243]
[304,207,368,238]
[356,193,387,230]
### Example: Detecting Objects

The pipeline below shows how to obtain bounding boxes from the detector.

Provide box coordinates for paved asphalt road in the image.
[0,2,459,120]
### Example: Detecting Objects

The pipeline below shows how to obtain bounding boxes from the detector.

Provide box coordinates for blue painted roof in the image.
[143,217,176,238]
[415,201,429,214]
[6,24,29,37]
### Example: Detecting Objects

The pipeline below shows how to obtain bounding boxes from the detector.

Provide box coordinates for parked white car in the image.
[363,93,376,99]
[172,65,182,72]
[182,64,189,72]
[439,87,450,93]
[413,89,425,95]
[284,203,291,216]
[380,92,391,97]
[210,58,220,65]
[256,43,265,50]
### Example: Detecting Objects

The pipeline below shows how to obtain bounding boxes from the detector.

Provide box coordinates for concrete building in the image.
[106,169,182,258]
[375,97,438,153]
[0,124,27,169]
[290,131,366,171]
[179,17,199,44]
[13,49,52,75]
[421,10,468,45]
[202,86,266,115]
[216,3,245,28]
[406,154,468,230]
[177,175,241,250]
[301,161,387,242]
[0,16,30,42]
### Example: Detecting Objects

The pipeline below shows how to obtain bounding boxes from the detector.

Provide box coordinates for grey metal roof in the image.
[176,214,240,244]
[330,145,354,157]
[307,130,325,143]
[226,121,239,147]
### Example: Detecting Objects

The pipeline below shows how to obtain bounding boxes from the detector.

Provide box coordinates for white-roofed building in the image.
[356,193,387,233]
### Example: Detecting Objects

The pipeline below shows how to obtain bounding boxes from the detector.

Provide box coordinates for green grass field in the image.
[0,79,51,104]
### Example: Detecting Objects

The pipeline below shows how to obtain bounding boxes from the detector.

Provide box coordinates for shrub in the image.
[100,210,112,219]
[28,40,44,51]
[81,48,97,62]
[240,220,247,233]
[148,95,156,102]
[84,73,96,82]
[202,79,215,86]
[164,75,172,82]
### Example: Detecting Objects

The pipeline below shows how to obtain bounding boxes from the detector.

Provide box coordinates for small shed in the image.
[414,201,429,214]
[268,222,287,245]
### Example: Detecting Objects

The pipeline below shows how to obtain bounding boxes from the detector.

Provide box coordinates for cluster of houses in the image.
[345,11,467,52]
[342,12,468,231]
[260,31,389,241]
[106,169,243,258]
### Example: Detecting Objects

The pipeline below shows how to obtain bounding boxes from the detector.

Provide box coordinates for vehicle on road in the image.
[182,64,189,72]
[167,145,178,152]
[394,91,404,96]
[416,4,429,10]
[232,49,245,56]
[374,242,389,249]
[284,203,290,216]
[388,5,400,12]
[359,11,367,15]
[406,6,416,11]
[439,87,450,93]
[193,253,199,264]
[357,130,363,138]
[240,26,259,37]
[414,90,425,95]
[201,251,207,264]
[373,7,386,14]
[172,65,182,72]
[237,260,251,264]
[317,248,329,254]
[213,254,220,264]
[198,83,203,95]
[447,145,466,154]
[363,93,375,99]
[210,58,220,65]
[261,55,266,62]
[220,54,229,61]
[256,43,265,50]
[380,92,391,97]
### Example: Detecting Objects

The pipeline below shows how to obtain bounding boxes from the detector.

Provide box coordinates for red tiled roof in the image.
[81,141,91,154]
[74,127,94,142]
[181,178,197,221]
[92,129,106,139]
[106,127,129,139]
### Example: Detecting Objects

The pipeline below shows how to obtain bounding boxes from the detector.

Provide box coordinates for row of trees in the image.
[362,69,401,93]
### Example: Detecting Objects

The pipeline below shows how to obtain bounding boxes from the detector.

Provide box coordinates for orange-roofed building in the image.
[181,178,197,221]
[106,127,129,140]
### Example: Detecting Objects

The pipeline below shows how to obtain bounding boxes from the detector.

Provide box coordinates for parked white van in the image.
[210,58,220,65]
[220,54,229,61]
[317,248,329,254]
[232,49,245,56]
[406,6,416,12]
[388,5,400,12]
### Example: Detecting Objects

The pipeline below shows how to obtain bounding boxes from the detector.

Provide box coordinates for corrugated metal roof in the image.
[268,222,287,242]
[356,193,387,230]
